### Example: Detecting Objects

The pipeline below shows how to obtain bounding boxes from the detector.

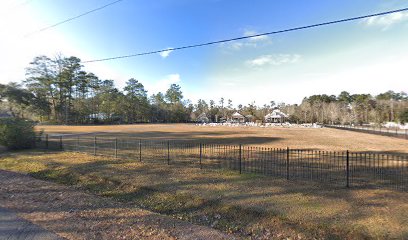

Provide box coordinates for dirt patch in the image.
[0,169,233,240]
[37,124,408,154]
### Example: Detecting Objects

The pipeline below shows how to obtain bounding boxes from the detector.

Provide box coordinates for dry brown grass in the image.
[1,150,407,239]
[36,124,408,154]
[0,168,231,240]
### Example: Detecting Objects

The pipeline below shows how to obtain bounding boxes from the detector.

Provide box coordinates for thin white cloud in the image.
[144,74,181,94]
[221,41,256,51]
[247,54,301,67]
[244,30,269,42]
[159,48,173,58]
[363,12,408,30]
[229,42,244,50]
[221,30,271,51]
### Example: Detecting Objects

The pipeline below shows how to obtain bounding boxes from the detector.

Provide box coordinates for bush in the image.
[0,118,36,150]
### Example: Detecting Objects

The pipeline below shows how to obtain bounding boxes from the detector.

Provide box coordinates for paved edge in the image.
[0,207,64,240]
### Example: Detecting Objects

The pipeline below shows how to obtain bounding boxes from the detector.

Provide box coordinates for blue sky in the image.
[1,0,407,105]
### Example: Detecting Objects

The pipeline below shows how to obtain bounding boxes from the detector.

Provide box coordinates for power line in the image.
[25,0,124,37]
[1,0,33,17]
[83,7,408,63]
[11,0,33,10]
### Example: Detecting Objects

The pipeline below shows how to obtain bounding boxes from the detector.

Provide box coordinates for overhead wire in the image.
[24,0,125,37]
[82,7,408,63]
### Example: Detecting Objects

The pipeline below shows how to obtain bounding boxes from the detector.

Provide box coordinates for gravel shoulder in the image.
[0,169,234,240]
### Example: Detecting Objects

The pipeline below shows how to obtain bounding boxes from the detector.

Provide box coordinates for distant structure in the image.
[219,116,227,123]
[264,109,288,123]
[88,113,109,121]
[231,112,245,123]
[196,113,209,123]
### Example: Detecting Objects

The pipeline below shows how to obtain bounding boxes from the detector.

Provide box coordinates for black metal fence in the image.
[326,124,408,139]
[35,134,408,191]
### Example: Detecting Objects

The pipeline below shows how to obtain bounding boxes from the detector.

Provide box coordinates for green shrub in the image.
[0,118,36,150]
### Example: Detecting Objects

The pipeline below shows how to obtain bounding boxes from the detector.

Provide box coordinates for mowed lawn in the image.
[0,150,407,239]
[37,124,408,154]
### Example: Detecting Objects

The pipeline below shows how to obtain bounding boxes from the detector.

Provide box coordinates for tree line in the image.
[0,55,407,125]
[282,91,408,125]
[1,55,190,124]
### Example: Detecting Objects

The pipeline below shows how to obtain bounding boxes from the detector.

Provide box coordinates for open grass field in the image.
[37,124,408,154]
[0,150,407,239]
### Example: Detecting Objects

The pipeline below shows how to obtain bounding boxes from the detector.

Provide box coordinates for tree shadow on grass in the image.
[0,169,236,239]
[3,147,407,239]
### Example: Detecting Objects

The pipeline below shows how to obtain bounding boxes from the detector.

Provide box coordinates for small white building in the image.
[231,112,245,123]
[264,110,288,123]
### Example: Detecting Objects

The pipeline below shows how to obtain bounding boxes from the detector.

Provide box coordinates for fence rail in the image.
[35,134,408,191]
[326,124,408,139]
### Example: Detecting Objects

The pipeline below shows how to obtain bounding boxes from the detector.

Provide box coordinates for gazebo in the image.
[231,112,245,123]
[264,110,288,123]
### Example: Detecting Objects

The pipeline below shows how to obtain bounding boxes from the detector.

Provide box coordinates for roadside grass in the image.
[0,150,407,239]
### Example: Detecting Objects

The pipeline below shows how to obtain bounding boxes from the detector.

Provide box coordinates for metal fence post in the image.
[139,139,142,162]
[167,141,170,165]
[286,147,290,180]
[346,150,350,188]
[115,138,118,159]
[199,143,202,169]
[59,136,63,151]
[94,136,97,156]
[239,144,242,174]
[45,134,49,149]
[77,136,80,152]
